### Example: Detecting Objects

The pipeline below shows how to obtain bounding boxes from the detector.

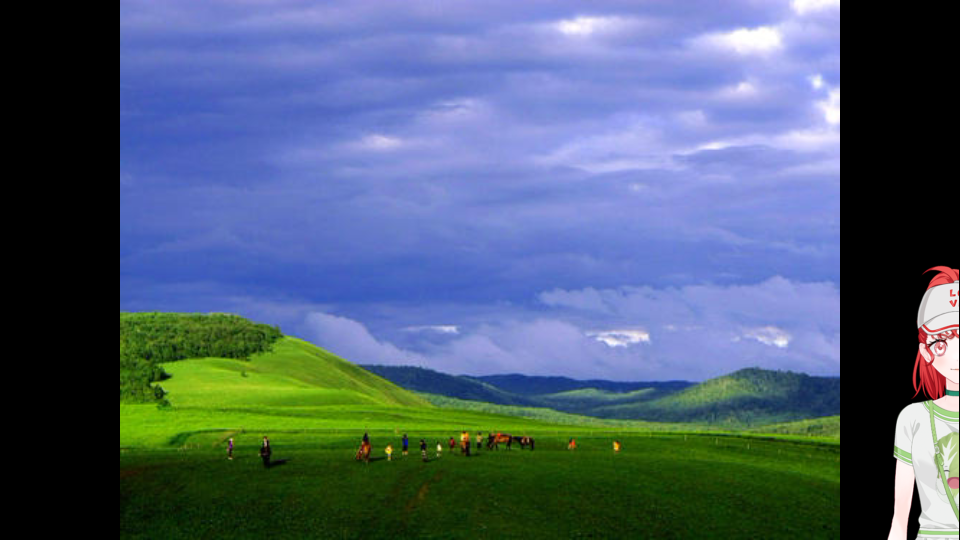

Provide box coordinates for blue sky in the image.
[120,0,840,382]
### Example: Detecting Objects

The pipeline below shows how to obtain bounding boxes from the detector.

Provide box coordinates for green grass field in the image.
[120,336,840,539]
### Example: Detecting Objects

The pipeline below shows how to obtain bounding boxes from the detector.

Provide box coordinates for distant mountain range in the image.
[361,365,840,427]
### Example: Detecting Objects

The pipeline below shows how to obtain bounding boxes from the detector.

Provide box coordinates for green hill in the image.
[364,365,839,427]
[360,365,537,407]
[120,312,284,403]
[593,368,841,426]
[162,337,430,409]
[119,313,427,409]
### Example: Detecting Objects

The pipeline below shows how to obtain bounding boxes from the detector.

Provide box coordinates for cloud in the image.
[792,0,841,15]
[121,1,840,382]
[587,329,652,348]
[819,87,840,125]
[403,325,461,335]
[537,276,840,378]
[357,134,405,151]
[553,16,634,37]
[694,26,784,56]
[739,326,792,348]
[301,312,424,366]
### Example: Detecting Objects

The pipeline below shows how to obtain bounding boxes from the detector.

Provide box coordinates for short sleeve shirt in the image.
[894,401,960,538]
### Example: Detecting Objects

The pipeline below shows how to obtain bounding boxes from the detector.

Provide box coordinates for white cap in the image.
[918,280,959,334]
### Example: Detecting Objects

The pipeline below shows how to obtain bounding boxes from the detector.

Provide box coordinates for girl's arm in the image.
[887,459,916,540]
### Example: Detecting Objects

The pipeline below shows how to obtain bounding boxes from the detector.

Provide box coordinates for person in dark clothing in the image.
[260,436,272,468]
[402,434,409,456]
[420,439,428,462]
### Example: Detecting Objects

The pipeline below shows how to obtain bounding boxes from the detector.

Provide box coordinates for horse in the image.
[356,441,372,463]
[487,433,514,451]
[515,436,535,451]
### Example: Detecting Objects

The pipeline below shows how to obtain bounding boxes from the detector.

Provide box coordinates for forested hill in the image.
[471,374,693,396]
[120,313,283,403]
[365,364,840,427]
[120,312,282,363]
[360,365,539,407]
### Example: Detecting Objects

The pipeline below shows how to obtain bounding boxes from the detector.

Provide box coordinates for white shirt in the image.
[894,401,960,538]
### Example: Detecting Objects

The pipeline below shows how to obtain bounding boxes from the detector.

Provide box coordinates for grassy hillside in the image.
[121,431,840,539]
[161,337,431,410]
[595,368,841,426]
[473,373,692,396]
[120,315,840,538]
[361,365,537,406]
[120,313,283,403]
[365,365,839,427]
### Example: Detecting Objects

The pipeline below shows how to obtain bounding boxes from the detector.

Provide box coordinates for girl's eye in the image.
[932,341,948,355]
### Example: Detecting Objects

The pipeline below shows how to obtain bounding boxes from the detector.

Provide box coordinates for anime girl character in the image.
[889,266,959,540]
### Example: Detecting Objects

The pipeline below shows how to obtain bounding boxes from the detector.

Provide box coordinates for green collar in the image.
[947,389,960,397]
[926,400,960,421]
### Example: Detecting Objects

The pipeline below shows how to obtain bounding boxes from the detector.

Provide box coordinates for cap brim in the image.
[922,312,959,335]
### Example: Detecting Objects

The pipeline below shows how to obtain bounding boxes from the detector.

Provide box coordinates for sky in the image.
[120,0,840,382]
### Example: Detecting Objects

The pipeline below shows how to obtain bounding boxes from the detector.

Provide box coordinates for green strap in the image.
[930,403,960,521]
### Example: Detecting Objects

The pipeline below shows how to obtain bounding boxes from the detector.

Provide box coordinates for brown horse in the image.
[356,441,372,463]
[487,433,514,451]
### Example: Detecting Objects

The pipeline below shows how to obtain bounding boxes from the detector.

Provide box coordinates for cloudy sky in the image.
[120,0,840,382]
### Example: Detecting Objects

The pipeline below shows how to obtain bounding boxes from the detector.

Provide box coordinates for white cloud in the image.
[741,326,792,348]
[697,26,784,56]
[537,277,839,378]
[809,74,825,90]
[555,16,626,37]
[792,0,841,15]
[358,134,404,151]
[536,117,676,173]
[302,312,424,365]
[819,88,840,125]
[587,329,651,348]
[403,325,460,335]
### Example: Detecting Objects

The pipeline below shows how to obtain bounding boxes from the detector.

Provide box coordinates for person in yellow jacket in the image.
[613,440,622,453]
[385,444,394,462]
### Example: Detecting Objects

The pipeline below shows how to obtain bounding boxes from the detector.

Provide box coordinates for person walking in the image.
[386,444,394,462]
[260,436,272,468]
[461,430,471,457]
[420,439,428,462]
[227,438,234,461]
[402,434,409,457]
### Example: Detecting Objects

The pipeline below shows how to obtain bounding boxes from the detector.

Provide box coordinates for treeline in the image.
[120,313,283,404]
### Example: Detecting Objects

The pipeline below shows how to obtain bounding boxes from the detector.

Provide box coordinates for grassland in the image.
[120,327,840,539]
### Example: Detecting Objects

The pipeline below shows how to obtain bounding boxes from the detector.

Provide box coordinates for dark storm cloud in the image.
[120,0,840,380]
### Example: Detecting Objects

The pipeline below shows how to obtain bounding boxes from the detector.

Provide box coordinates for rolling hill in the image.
[160,337,431,409]
[365,364,839,427]
[120,313,428,409]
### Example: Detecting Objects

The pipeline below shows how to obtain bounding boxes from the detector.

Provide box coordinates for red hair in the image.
[913,266,960,399]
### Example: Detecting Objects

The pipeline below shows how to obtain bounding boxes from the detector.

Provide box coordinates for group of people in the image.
[227,433,624,467]
[384,431,479,463]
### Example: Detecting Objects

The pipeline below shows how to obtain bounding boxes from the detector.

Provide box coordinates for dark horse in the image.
[515,435,535,451]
